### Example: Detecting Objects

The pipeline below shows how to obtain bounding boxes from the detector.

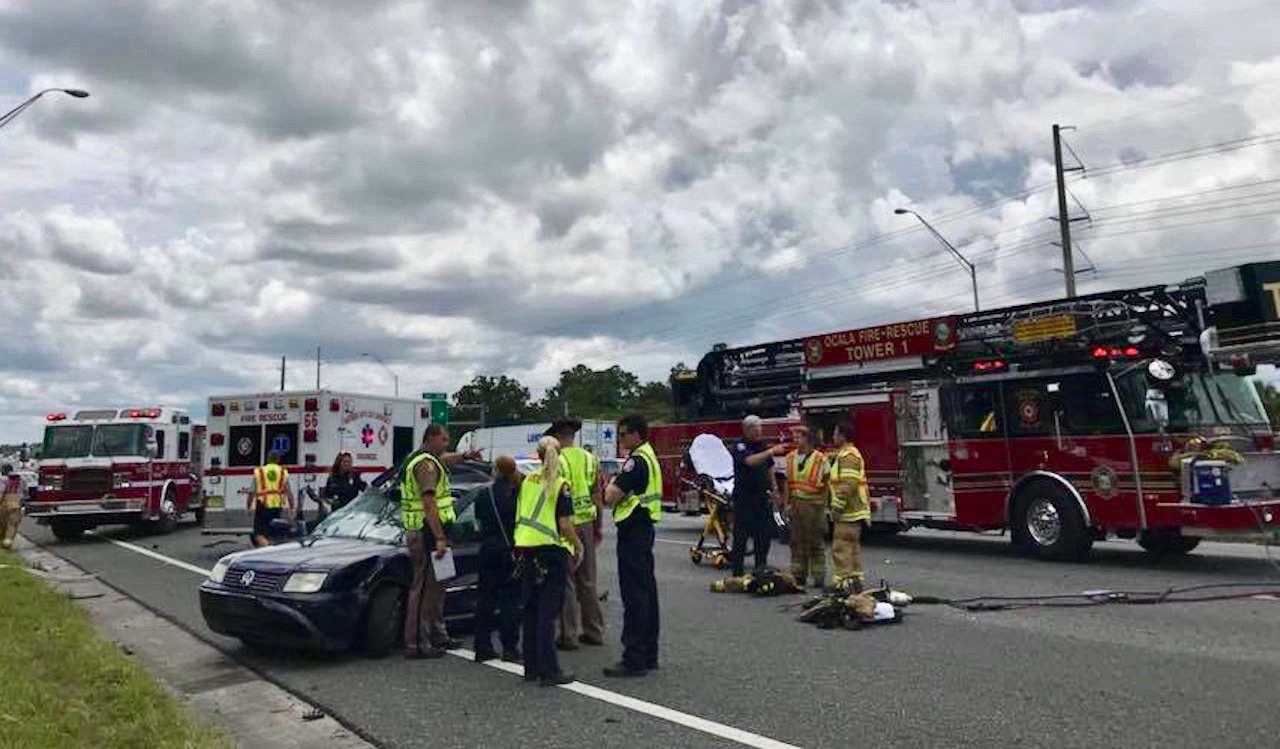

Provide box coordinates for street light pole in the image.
[894,208,980,312]
[360,352,400,397]
[0,88,90,132]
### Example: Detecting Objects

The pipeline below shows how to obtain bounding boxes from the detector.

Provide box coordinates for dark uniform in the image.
[473,475,521,660]
[730,439,773,575]
[612,452,660,672]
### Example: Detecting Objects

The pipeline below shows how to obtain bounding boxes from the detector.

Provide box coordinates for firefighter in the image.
[515,436,583,686]
[828,419,870,592]
[602,414,661,677]
[1,464,25,550]
[400,424,482,658]
[550,419,606,650]
[782,425,829,589]
[250,450,296,548]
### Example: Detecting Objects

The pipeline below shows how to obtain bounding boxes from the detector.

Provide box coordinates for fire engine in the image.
[32,407,205,541]
[201,390,433,533]
[674,261,1280,560]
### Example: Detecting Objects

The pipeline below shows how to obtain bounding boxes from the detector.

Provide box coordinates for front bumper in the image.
[199,583,362,651]
[26,498,148,519]
[1151,497,1280,534]
[199,578,482,652]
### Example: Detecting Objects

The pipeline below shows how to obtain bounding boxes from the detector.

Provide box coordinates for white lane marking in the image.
[449,647,799,749]
[91,535,799,749]
[86,531,213,577]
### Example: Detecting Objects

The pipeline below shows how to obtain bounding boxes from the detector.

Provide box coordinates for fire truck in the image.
[675,261,1280,559]
[201,390,433,533]
[32,407,205,540]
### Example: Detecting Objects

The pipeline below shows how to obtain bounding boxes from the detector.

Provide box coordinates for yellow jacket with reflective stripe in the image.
[560,446,598,525]
[613,442,661,524]
[828,445,870,523]
[254,464,288,509]
[786,449,828,502]
[400,452,451,531]
[514,470,574,554]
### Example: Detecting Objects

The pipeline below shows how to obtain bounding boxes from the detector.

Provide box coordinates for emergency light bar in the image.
[127,408,162,419]
[46,413,67,422]
[1090,346,1141,360]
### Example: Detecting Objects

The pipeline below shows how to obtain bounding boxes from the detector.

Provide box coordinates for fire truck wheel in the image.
[1012,483,1092,561]
[152,488,180,535]
[359,583,405,658]
[50,519,88,542]
[1137,528,1201,558]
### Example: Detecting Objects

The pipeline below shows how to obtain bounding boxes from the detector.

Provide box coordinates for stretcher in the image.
[685,434,736,568]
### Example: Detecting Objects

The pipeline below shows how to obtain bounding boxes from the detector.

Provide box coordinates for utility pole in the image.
[1053,124,1078,298]
[280,356,286,391]
[316,346,321,389]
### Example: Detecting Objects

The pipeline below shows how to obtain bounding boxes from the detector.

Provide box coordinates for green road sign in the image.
[422,391,447,401]
[430,400,451,425]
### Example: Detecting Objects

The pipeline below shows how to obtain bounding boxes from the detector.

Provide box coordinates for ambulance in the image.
[202,390,433,533]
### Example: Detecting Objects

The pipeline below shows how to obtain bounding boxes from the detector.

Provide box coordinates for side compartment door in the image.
[895,388,952,515]
[942,384,1012,526]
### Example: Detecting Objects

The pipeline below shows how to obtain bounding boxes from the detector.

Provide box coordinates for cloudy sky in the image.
[2,0,1279,442]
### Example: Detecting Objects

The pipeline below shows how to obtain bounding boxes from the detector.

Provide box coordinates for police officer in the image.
[400,424,481,658]
[729,415,787,576]
[550,419,606,650]
[602,414,661,677]
[782,425,829,589]
[250,450,296,548]
[515,436,583,686]
[828,419,870,593]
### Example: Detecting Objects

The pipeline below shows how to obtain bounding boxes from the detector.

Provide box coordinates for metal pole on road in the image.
[0,88,90,132]
[894,208,980,311]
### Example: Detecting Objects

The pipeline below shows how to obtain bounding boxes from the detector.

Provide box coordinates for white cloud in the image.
[1,0,1279,441]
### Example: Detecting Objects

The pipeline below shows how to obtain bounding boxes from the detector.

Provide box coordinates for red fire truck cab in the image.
[679,261,1280,560]
[32,407,205,541]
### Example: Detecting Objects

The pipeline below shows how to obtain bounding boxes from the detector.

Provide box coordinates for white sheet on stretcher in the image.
[688,433,735,496]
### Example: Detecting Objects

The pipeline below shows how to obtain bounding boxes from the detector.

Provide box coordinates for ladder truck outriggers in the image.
[675,261,1280,560]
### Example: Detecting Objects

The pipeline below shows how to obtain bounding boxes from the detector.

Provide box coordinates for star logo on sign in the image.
[361,424,375,447]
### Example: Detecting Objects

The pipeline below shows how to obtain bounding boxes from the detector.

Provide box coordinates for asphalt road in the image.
[21,515,1280,749]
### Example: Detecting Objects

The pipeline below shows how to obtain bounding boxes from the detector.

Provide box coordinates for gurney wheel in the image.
[690,548,703,565]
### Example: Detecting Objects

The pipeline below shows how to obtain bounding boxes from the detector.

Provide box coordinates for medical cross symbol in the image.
[361,424,375,447]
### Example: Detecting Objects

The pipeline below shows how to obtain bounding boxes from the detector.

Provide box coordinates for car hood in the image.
[223,537,400,572]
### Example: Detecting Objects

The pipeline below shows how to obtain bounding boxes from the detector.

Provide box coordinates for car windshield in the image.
[310,485,483,545]
[42,426,94,458]
[1117,369,1269,431]
[91,424,150,457]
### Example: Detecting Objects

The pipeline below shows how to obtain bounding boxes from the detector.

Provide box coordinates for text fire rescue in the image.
[806,317,956,368]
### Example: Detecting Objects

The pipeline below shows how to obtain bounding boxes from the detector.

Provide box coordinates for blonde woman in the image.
[513,436,583,686]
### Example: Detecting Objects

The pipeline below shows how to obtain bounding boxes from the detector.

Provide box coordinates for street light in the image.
[894,207,980,312]
[360,352,400,397]
[0,88,91,132]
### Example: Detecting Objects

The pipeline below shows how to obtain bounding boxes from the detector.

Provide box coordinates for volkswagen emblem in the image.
[240,570,256,587]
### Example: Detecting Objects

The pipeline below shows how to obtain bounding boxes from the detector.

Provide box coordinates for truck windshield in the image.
[42,426,94,458]
[91,424,150,457]
[1117,369,1269,431]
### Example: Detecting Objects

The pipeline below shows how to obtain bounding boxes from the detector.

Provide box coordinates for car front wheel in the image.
[361,584,404,658]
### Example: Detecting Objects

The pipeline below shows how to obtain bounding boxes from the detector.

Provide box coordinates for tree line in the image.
[451,364,689,426]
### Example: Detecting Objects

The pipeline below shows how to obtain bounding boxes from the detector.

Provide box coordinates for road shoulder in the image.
[15,536,374,749]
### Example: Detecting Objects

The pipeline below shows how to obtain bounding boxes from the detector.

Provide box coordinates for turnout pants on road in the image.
[404,530,449,651]
[831,521,864,589]
[617,515,659,670]
[561,523,605,643]
[788,501,827,587]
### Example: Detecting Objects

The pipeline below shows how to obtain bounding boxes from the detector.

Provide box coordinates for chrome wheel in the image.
[1026,497,1062,547]
[160,493,178,520]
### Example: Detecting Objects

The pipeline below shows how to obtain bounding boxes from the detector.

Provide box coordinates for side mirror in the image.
[1145,388,1170,430]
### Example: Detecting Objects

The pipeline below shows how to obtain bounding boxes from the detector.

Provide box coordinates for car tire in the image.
[238,637,274,654]
[152,488,179,535]
[50,519,87,542]
[1011,482,1092,561]
[1138,528,1201,558]
[361,584,405,658]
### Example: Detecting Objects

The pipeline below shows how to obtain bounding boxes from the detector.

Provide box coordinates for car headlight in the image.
[282,572,327,594]
[209,559,231,584]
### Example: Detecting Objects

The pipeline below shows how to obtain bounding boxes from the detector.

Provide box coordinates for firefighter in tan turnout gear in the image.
[781,426,829,589]
[828,419,870,592]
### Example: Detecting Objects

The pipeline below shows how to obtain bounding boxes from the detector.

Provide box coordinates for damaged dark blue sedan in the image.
[199,465,490,656]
